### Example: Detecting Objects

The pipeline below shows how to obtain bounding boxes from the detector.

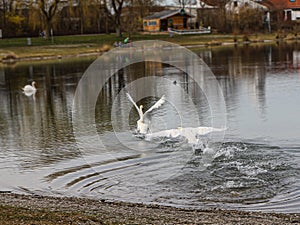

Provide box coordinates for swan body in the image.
[126,92,166,134]
[22,81,37,93]
[145,126,226,144]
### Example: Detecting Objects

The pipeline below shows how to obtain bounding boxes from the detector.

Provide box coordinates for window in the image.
[290,0,296,2]
[148,21,157,26]
[144,21,147,26]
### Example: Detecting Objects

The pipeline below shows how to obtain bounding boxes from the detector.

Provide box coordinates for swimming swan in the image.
[22,81,37,93]
[126,92,166,134]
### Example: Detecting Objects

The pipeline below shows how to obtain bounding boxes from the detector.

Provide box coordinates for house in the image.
[167,0,215,26]
[226,0,268,13]
[143,9,194,32]
[261,0,300,21]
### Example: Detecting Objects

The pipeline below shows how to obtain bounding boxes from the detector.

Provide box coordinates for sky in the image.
[162,0,197,6]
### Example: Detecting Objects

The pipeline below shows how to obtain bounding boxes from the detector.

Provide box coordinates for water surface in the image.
[0,44,299,213]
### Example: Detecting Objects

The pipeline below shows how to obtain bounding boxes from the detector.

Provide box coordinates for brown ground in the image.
[0,193,299,224]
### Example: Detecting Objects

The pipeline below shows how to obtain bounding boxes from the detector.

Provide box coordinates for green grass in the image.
[0,32,278,48]
[0,32,289,62]
[0,33,131,48]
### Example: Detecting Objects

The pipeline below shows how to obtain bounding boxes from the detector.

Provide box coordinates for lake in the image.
[0,41,299,213]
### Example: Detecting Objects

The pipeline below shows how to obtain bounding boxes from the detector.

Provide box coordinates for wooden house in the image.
[143,9,194,32]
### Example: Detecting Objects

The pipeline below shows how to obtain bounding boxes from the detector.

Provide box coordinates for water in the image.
[0,43,299,213]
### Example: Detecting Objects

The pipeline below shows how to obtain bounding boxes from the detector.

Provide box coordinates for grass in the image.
[0,32,278,48]
[0,32,295,63]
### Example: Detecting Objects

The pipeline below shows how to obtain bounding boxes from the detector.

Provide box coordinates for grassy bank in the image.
[0,193,299,224]
[0,32,295,64]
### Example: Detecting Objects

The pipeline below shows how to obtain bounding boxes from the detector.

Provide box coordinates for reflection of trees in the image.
[231,46,266,115]
[0,60,92,169]
[201,45,268,118]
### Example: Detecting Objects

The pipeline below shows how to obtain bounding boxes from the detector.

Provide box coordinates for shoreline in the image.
[1,33,298,66]
[0,193,299,224]
[0,40,274,65]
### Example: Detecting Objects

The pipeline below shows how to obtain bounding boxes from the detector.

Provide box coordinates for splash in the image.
[145,126,225,145]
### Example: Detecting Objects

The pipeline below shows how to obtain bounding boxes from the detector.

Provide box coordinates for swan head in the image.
[31,81,36,87]
[139,105,143,111]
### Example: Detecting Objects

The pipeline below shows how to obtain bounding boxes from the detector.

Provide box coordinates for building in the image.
[226,0,268,13]
[143,9,194,32]
[261,0,300,21]
[167,0,215,26]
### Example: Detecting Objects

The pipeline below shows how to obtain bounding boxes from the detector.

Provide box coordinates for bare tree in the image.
[122,0,159,36]
[228,5,264,33]
[33,0,61,39]
[174,0,192,9]
[136,0,158,19]
[208,0,230,32]
[111,0,125,37]
[103,0,125,37]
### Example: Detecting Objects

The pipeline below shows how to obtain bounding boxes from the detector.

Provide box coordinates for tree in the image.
[67,0,91,34]
[103,0,125,37]
[238,6,265,33]
[206,0,230,32]
[30,0,61,39]
[0,0,16,34]
[135,0,158,20]
[174,0,192,9]
[122,0,159,36]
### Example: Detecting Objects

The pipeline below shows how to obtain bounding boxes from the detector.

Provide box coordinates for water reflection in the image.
[0,59,94,169]
[199,44,300,141]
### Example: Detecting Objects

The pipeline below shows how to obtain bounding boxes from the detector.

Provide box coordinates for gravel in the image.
[0,193,299,224]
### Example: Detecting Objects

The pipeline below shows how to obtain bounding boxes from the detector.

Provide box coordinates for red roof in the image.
[261,0,300,9]
[201,0,300,10]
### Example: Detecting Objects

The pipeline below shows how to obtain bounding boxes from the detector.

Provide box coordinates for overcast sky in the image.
[162,0,197,6]
[161,0,176,6]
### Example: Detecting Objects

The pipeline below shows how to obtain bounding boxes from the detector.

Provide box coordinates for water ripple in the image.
[46,141,300,213]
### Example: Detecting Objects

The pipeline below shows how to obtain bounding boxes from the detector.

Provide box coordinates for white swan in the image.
[22,81,37,93]
[145,126,226,145]
[126,92,166,134]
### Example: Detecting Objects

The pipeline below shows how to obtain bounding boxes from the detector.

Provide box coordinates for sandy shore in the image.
[0,193,299,224]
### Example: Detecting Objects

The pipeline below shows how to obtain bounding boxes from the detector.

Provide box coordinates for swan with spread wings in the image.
[126,92,166,134]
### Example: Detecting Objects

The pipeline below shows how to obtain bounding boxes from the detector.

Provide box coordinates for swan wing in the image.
[145,128,181,141]
[23,85,35,92]
[126,92,143,119]
[22,85,29,91]
[144,95,166,116]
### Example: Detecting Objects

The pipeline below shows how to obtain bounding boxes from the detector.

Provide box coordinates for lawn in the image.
[0,32,289,62]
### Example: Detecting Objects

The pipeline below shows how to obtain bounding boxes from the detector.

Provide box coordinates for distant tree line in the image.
[197,0,266,33]
[176,0,299,34]
[0,0,298,38]
[0,0,160,38]
[196,0,300,34]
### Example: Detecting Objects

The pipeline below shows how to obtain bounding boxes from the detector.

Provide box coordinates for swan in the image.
[145,126,226,145]
[22,81,37,93]
[126,92,166,134]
